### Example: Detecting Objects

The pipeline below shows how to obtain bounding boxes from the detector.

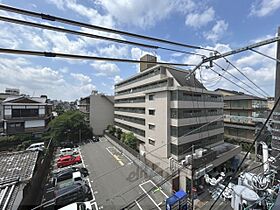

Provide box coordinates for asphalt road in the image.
[79,137,169,210]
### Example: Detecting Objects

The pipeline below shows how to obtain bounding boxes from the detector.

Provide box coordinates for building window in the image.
[149,138,155,146]
[148,124,155,130]
[149,95,154,101]
[149,109,155,115]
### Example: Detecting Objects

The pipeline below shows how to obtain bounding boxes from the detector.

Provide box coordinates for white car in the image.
[26,142,45,152]
[60,148,79,157]
[58,202,92,210]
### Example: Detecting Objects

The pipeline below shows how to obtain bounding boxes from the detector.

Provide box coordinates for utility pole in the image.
[79,128,82,144]
[190,145,194,210]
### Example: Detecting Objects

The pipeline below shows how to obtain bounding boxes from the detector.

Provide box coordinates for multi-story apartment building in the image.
[79,90,114,136]
[216,88,269,144]
[114,55,241,190]
[2,95,52,135]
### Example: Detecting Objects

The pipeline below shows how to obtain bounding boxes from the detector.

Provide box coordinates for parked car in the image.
[57,155,82,168]
[58,202,92,210]
[60,148,79,157]
[26,142,45,152]
[54,181,93,207]
[53,167,89,183]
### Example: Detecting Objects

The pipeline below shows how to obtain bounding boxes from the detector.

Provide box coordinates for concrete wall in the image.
[90,94,114,136]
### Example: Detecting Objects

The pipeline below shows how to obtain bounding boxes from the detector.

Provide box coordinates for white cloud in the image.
[250,0,280,17]
[204,20,228,42]
[130,47,154,60]
[114,75,123,84]
[91,61,120,76]
[49,0,115,27]
[71,73,92,84]
[0,57,96,100]
[98,45,129,58]
[185,7,215,28]
[95,0,199,29]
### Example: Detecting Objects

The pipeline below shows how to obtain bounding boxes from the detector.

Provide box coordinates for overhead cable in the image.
[0,16,204,56]
[213,61,267,98]
[219,55,270,97]
[209,95,280,210]
[0,4,213,52]
[0,48,197,67]
[208,67,257,96]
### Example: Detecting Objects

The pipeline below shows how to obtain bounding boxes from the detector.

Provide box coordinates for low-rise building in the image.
[2,95,52,135]
[79,90,114,136]
[0,150,39,210]
[114,55,241,192]
[215,88,269,144]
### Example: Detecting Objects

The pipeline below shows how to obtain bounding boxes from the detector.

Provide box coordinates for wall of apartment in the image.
[90,94,114,136]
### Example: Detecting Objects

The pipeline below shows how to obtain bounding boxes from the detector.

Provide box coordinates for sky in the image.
[0,0,279,101]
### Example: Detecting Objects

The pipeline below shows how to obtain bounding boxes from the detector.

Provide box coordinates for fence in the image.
[104,132,172,194]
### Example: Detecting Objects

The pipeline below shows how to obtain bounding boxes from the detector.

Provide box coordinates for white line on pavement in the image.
[140,180,152,186]
[106,147,114,156]
[79,147,98,208]
[148,180,169,198]
[135,200,143,210]
[139,184,161,210]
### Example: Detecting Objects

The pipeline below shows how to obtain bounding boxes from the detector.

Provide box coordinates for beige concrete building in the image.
[114,55,240,191]
[79,91,114,136]
[215,88,269,145]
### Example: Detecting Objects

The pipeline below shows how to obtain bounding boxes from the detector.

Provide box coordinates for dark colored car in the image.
[54,181,93,207]
[53,167,89,183]
[57,155,82,168]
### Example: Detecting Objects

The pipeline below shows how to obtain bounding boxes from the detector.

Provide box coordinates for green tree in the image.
[116,128,123,140]
[121,132,126,142]
[108,125,116,136]
[123,132,137,150]
[47,111,92,145]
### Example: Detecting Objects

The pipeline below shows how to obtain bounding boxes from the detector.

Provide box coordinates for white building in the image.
[79,91,114,136]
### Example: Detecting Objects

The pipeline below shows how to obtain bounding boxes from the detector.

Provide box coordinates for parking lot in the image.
[79,136,170,210]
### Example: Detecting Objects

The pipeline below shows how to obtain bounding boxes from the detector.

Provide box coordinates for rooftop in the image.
[0,151,39,210]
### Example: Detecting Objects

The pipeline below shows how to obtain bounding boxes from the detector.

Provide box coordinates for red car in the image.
[57,155,82,168]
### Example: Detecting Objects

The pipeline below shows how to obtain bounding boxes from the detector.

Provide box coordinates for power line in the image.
[0,48,198,67]
[187,35,280,79]
[250,49,280,63]
[213,61,267,98]
[0,16,204,57]
[209,95,280,210]
[0,4,213,52]
[219,55,270,97]
[208,67,257,96]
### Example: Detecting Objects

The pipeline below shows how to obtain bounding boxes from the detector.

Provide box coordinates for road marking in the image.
[122,153,133,164]
[135,200,143,210]
[106,147,114,156]
[79,148,98,208]
[140,180,152,186]
[113,155,124,166]
[148,180,169,198]
[139,184,161,210]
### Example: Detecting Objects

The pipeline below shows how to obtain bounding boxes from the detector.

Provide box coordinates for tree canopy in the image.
[46,111,92,144]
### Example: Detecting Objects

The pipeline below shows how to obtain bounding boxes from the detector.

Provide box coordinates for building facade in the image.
[79,91,114,136]
[114,55,241,189]
[272,27,280,174]
[0,88,20,133]
[2,95,52,135]
[216,89,269,144]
